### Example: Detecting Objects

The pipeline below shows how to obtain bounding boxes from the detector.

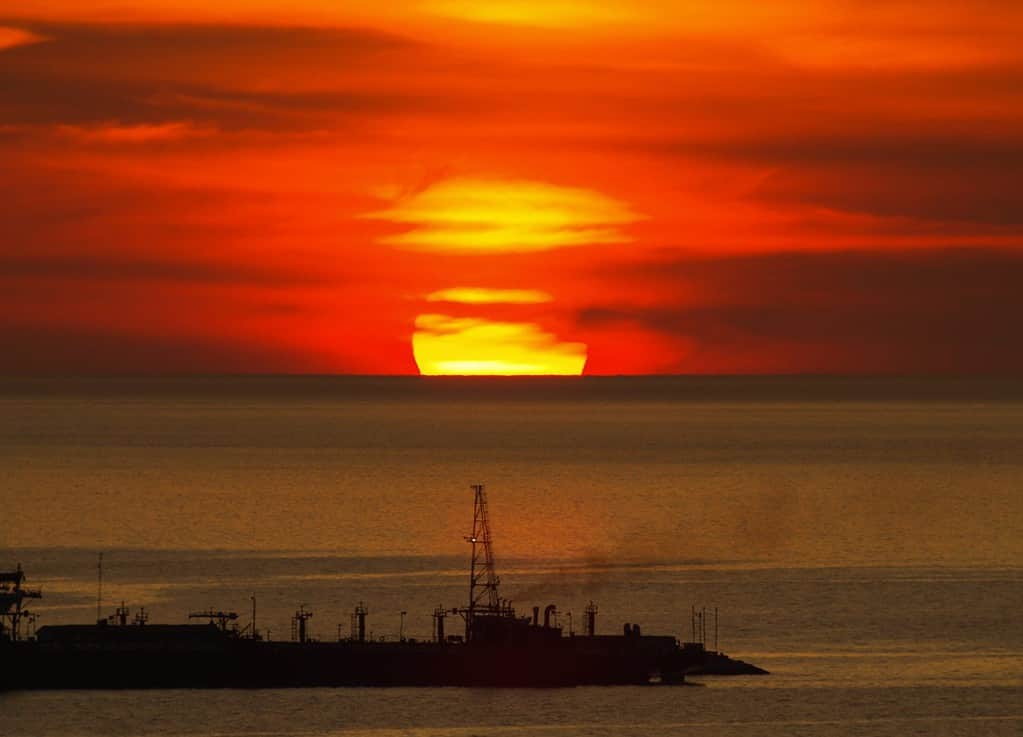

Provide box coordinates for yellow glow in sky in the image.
[423,0,637,27]
[426,287,554,304]
[370,177,641,253]
[413,314,587,375]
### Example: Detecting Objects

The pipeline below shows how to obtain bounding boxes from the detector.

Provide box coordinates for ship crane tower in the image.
[462,483,502,641]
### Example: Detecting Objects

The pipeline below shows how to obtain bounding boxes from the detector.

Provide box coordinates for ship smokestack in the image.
[585,601,597,637]
[544,604,557,628]
[292,606,313,644]
[532,606,540,626]
[353,603,368,642]
[433,606,446,643]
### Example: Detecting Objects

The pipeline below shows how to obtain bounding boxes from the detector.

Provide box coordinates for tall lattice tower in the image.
[465,483,500,640]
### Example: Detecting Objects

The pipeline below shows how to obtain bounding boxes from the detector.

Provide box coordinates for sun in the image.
[413,314,587,376]
[372,176,623,376]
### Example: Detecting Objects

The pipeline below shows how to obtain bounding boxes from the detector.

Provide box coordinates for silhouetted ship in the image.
[1,485,766,689]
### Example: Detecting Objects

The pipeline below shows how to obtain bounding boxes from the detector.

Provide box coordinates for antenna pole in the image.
[714,607,719,651]
[96,552,103,624]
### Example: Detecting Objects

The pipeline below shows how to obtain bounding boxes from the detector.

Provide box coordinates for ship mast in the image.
[465,483,500,640]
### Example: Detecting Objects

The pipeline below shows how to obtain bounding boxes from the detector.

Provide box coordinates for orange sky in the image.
[2,2,1022,374]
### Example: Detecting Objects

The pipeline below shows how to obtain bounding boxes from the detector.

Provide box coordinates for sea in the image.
[1,376,1020,736]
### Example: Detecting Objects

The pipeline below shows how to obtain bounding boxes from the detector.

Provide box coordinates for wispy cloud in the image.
[422,0,640,27]
[426,287,553,304]
[369,178,643,253]
[0,26,47,52]
[55,121,210,144]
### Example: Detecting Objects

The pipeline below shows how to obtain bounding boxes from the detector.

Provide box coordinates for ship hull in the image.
[2,638,693,690]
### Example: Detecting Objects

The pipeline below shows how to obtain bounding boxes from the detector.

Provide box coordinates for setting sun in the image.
[412,314,587,375]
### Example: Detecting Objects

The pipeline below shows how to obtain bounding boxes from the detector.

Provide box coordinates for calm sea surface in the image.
[1,377,1021,736]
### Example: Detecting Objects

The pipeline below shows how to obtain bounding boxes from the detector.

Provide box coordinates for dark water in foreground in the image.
[1,377,1021,735]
